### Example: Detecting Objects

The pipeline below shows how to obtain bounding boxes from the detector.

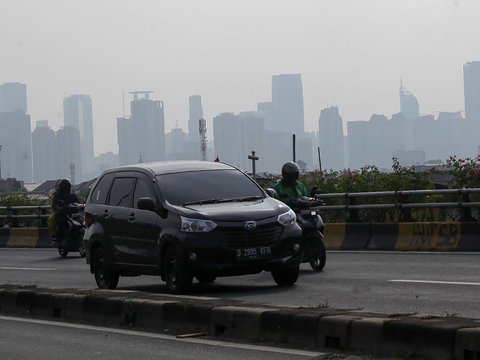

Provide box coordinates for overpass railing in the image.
[315,188,480,223]
[2,188,480,226]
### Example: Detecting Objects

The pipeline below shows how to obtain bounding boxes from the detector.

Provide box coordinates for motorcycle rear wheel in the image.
[308,233,326,272]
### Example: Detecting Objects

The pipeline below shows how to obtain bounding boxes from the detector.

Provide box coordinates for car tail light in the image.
[84,212,94,228]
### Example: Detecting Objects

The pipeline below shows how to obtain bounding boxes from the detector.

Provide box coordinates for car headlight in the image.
[180,216,217,232]
[277,209,296,226]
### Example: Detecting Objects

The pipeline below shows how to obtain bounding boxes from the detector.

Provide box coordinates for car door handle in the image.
[129,216,136,223]
[104,210,110,220]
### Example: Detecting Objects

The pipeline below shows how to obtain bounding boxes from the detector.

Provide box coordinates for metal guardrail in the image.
[1,188,480,224]
[0,205,51,227]
[314,188,480,222]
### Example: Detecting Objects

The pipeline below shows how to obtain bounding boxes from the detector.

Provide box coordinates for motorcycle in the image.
[291,196,327,271]
[55,203,86,258]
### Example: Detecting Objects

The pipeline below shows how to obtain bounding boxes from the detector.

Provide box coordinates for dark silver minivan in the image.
[83,161,303,293]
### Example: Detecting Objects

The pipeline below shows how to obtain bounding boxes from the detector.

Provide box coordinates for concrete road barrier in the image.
[2,223,480,251]
[324,222,480,252]
[1,284,480,359]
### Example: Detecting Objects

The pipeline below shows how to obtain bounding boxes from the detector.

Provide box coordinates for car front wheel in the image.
[163,246,193,294]
[271,265,299,286]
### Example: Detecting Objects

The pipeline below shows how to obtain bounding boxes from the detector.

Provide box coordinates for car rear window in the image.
[157,169,263,206]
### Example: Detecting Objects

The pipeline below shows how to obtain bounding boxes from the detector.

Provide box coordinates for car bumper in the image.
[176,223,303,276]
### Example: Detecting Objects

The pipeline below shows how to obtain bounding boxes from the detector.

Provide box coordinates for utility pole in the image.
[199,118,207,161]
[317,146,322,171]
[0,145,2,180]
[248,150,259,181]
[70,163,75,185]
[292,134,296,162]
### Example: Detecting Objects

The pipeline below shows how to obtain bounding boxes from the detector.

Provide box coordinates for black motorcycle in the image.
[291,196,327,271]
[55,203,86,258]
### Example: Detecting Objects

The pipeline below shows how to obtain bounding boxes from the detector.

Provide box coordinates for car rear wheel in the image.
[93,247,119,289]
[196,272,217,284]
[271,265,299,286]
[163,246,192,294]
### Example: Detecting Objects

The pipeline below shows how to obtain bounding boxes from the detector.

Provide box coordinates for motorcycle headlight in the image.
[277,209,296,226]
[180,216,217,233]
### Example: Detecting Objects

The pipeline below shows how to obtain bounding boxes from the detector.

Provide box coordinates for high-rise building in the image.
[213,112,265,171]
[318,106,345,170]
[56,126,81,184]
[117,92,165,166]
[399,82,420,120]
[257,102,274,130]
[0,82,27,113]
[32,120,57,183]
[0,110,33,181]
[166,128,188,160]
[272,74,304,135]
[63,95,94,176]
[188,95,203,143]
[464,61,480,122]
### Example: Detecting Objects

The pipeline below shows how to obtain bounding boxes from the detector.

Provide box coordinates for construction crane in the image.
[199,118,207,161]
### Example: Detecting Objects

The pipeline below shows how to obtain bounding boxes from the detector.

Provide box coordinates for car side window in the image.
[108,177,135,208]
[133,178,155,209]
[90,173,114,204]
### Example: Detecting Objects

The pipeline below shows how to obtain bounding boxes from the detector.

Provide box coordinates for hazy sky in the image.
[2,0,480,155]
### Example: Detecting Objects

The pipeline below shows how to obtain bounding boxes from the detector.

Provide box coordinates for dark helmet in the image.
[59,179,72,193]
[282,161,300,177]
[281,161,300,182]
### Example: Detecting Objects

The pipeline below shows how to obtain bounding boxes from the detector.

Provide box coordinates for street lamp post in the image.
[0,145,3,180]
[248,150,259,181]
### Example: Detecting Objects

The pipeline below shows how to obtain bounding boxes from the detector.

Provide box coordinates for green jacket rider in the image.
[273,162,308,207]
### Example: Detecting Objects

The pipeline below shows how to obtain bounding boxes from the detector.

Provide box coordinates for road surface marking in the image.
[0,267,56,271]
[390,279,480,286]
[0,315,323,357]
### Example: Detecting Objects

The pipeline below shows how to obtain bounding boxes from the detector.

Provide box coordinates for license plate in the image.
[236,246,271,260]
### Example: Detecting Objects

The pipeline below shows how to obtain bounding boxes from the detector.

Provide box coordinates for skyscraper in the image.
[272,74,304,135]
[318,106,345,170]
[213,112,265,171]
[56,126,81,183]
[0,110,33,181]
[32,121,57,183]
[464,61,480,122]
[399,82,420,120]
[188,95,203,143]
[117,92,165,166]
[0,82,27,113]
[63,95,94,175]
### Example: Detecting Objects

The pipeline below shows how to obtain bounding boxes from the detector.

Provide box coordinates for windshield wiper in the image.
[183,196,263,206]
[183,199,223,206]
[231,195,264,202]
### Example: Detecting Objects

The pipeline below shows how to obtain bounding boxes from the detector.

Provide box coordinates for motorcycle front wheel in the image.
[58,247,68,257]
[78,244,86,258]
[308,232,326,271]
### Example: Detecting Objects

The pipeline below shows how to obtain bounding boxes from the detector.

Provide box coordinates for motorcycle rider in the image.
[273,162,308,207]
[53,179,79,246]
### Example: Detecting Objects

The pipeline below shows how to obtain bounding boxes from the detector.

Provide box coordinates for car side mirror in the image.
[265,188,278,198]
[137,197,156,211]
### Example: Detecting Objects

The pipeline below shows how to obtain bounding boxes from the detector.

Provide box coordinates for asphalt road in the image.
[1,249,480,319]
[0,316,323,360]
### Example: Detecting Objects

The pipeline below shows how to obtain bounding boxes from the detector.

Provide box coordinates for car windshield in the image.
[157,169,264,206]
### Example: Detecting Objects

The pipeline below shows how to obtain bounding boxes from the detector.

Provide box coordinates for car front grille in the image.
[217,224,283,247]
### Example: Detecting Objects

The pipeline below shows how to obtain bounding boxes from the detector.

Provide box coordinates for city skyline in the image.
[2,0,480,155]
[1,54,480,182]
